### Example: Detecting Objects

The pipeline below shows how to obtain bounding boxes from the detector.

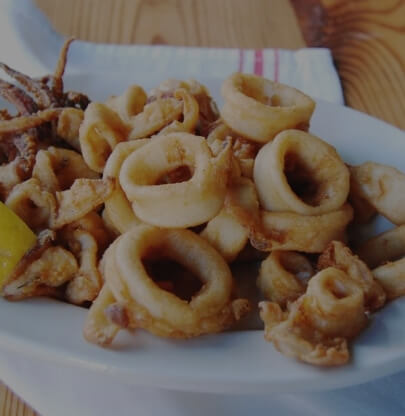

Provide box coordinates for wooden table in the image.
[1,0,404,414]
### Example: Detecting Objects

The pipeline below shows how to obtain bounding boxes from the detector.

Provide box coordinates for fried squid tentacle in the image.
[1,229,78,300]
[0,62,57,109]
[52,37,74,98]
[0,79,38,115]
[0,109,62,134]
[260,267,368,366]
[318,241,386,311]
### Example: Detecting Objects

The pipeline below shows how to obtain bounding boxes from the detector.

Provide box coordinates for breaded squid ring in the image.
[348,171,377,224]
[350,162,405,225]
[119,133,231,228]
[253,130,350,215]
[200,177,260,262]
[318,241,386,311]
[207,122,258,179]
[147,78,220,136]
[32,146,99,192]
[105,85,147,123]
[84,225,249,344]
[79,102,129,173]
[62,211,112,254]
[103,140,148,234]
[303,268,367,338]
[57,108,84,151]
[357,225,405,299]
[255,203,353,253]
[64,230,103,304]
[259,267,367,366]
[6,177,114,231]
[200,211,249,263]
[157,89,199,135]
[257,251,314,307]
[5,178,56,232]
[220,73,315,143]
[127,97,183,140]
[373,259,405,301]
[357,225,405,269]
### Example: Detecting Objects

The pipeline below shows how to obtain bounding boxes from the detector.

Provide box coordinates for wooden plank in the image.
[0,383,37,416]
[291,0,405,129]
[34,0,306,48]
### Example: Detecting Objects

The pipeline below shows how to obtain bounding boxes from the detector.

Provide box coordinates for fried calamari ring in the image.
[256,203,353,253]
[260,267,367,366]
[200,211,249,263]
[206,122,231,156]
[62,211,112,254]
[5,178,56,232]
[102,140,147,234]
[147,78,219,136]
[257,251,314,307]
[350,162,405,225]
[0,130,38,200]
[105,85,147,123]
[254,130,350,215]
[148,79,211,102]
[318,241,385,311]
[119,133,231,228]
[127,97,183,140]
[373,259,405,301]
[357,225,405,269]
[83,284,121,345]
[303,268,367,338]
[0,161,21,200]
[79,102,129,173]
[5,177,114,231]
[56,108,84,151]
[207,122,258,178]
[84,225,249,345]
[357,225,405,299]
[63,229,103,304]
[348,171,377,224]
[2,235,78,300]
[32,146,99,192]
[53,178,114,229]
[220,73,315,143]
[201,177,260,262]
[157,89,199,135]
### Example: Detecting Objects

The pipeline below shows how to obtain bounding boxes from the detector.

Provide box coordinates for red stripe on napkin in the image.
[254,49,263,76]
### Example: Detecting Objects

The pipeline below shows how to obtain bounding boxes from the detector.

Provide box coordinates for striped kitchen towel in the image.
[0,0,343,104]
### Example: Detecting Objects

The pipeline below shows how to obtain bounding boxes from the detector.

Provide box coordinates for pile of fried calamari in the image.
[2,42,405,367]
[0,39,112,305]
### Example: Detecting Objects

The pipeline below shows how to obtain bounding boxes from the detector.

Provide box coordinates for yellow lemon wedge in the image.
[0,201,37,288]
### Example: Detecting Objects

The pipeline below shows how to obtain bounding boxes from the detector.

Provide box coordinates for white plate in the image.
[0,73,405,395]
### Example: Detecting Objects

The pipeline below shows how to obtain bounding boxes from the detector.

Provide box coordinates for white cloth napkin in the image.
[1,1,404,416]
[0,0,344,104]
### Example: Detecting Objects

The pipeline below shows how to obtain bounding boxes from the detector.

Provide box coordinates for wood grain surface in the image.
[2,0,404,414]
[0,384,35,416]
[33,0,306,48]
[292,0,405,128]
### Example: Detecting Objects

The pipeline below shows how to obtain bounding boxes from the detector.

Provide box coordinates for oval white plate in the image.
[0,74,404,395]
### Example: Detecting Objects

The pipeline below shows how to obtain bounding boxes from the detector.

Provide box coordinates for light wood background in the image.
[2,0,405,414]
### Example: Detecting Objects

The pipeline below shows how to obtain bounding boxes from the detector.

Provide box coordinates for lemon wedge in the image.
[0,201,37,287]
